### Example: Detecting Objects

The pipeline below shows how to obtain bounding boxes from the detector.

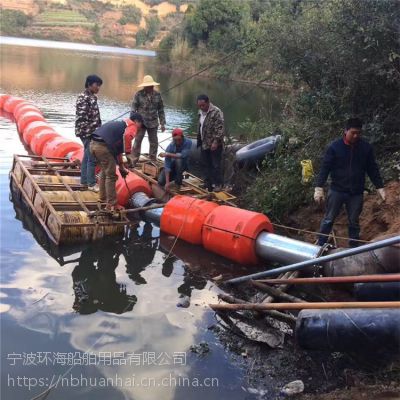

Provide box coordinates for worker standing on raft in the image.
[158,128,191,192]
[90,112,143,212]
[196,94,225,192]
[130,75,166,166]
[314,118,386,247]
[75,74,103,192]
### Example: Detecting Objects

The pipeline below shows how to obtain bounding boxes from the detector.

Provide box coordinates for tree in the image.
[118,5,142,25]
[0,9,30,35]
[184,0,251,51]
[145,15,160,41]
[256,0,400,143]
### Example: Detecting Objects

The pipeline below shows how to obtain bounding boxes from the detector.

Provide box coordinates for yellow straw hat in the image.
[138,75,160,87]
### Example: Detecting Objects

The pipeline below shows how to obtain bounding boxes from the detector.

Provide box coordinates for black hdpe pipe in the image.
[296,308,400,353]
[354,282,400,301]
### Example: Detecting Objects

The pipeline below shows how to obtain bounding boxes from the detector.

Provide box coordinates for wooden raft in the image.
[133,155,237,205]
[9,154,128,245]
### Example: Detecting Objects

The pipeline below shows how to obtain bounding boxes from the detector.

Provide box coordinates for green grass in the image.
[33,10,93,27]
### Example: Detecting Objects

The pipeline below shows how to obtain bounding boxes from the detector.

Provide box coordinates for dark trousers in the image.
[200,146,223,190]
[132,126,158,162]
[318,189,364,247]
[80,137,96,186]
[158,158,188,186]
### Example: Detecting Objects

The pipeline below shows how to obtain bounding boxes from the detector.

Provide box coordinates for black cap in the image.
[129,111,144,124]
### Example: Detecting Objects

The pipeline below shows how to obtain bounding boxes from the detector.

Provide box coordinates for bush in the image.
[170,37,191,61]
[0,9,30,35]
[118,5,142,25]
[135,29,147,46]
[146,15,160,41]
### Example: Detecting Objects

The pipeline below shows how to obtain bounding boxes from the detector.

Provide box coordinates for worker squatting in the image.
[75,75,386,245]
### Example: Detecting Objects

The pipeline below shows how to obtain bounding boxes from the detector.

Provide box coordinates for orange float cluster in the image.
[161,195,273,265]
[0,94,151,207]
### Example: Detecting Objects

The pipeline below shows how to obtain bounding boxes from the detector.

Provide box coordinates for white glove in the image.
[314,187,325,204]
[122,153,128,164]
[377,188,386,201]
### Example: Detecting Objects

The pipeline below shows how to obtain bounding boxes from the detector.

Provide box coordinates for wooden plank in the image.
[41,156,91,214]
[27,168,81,175]
[14,155,62,225]
[37,183,86,190]
[10,170,58,244]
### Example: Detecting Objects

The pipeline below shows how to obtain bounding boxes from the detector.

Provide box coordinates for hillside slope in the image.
[0,0,189,48]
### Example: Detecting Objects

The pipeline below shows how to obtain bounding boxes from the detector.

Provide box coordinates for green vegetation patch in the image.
[118,5,142,25]
[33,9,94,27]
[0,9,31,35]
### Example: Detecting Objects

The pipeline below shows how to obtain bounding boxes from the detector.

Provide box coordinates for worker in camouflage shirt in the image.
[130,75,166,165]
[75,74,102,192]
[196,94,225,192]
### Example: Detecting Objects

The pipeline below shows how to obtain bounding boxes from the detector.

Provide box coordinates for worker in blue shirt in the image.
[158,128,191,191]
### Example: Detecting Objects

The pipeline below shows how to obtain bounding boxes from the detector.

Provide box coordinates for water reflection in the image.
[1,40,284,135]
[72,239,137,315]
[125,222,158,285]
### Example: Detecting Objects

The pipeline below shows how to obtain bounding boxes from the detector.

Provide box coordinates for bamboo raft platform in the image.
[9,154,237,245]
[10,154,129,245]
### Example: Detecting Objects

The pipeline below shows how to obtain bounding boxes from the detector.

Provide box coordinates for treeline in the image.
[160,0,400,219]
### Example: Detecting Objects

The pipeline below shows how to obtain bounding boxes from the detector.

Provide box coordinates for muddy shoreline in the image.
[206,282,400,399]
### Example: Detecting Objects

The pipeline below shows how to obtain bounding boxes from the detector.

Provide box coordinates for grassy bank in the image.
[159,0,400,221]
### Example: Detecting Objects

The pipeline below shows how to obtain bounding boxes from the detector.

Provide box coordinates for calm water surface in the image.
[0,39,283,399]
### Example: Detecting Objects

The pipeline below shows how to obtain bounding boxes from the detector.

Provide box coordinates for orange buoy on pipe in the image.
[160,195,219,244]
[14,104,41,120]
[3,97,25,113]
[0,94,11,109]
[42,136,82,159]
[202,206,273,265]
[22,121,53,145]
[68,148,84,164]
[30,130,60,155]
[17,111,45,132]
[115,170,152,206]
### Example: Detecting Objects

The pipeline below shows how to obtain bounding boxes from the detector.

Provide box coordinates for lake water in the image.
[0,38,283,399]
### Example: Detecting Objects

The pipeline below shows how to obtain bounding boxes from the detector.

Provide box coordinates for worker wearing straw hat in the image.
[130,75,166,166]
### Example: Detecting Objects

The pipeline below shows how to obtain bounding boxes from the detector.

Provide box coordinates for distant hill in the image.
[0,0,192,48]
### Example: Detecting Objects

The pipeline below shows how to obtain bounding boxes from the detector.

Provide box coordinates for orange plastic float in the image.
[3,97,25,113]
[160,195,219,244]
[68,148,84,164]
[17,111,45,132]
[30,130,60,155]
[202,206,273,265]
[14,104,41,120]
[0,94,11,109]
[42,136,82,158]
[22,121,53,145]
[115,170,152,206]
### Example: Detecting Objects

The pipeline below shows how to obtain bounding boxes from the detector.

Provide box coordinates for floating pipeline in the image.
[3,94,399,269]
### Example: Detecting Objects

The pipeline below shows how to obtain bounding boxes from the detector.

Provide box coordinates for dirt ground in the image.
[283,180,400,247]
